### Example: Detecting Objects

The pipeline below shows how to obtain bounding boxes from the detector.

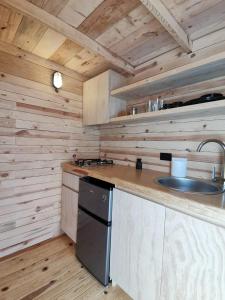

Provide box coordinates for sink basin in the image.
[156,176,224,195]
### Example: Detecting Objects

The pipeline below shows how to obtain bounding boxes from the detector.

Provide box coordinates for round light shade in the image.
[53,72,63,89]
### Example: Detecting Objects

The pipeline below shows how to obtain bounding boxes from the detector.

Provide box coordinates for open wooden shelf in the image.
[111,53,225,100]
[110,99,225,124]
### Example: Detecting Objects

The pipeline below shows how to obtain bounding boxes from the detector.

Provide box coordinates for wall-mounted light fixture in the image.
[52,71,63,92]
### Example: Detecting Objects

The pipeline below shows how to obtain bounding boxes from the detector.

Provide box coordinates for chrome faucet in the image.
[197,139,225,184]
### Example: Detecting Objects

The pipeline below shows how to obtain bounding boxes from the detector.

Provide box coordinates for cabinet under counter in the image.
[61,171,81,243]
[110,189,225,300]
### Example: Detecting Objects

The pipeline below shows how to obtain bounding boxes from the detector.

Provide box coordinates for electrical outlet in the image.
[160,153,172,161]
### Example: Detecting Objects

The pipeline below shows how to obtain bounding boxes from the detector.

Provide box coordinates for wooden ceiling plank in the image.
[13,15,48,51]
[95,5,177,67]
[2,0,134,74]
[110,18,175,64]
[188,1,225,40]
[50,39,83,66]
[32,28,66,58]
[96,5,154,49]
[139,0,192,52]
[65,49,97,70]
[28,0,69,16]
[192,27,225,52]
[130,41,177,67]
[58,0,104,28]
[72,55,111,78]
[161,0,225,40]
[77,0,140,39]
[0,40,87,82]
[0,4,23,43]
[135,27,225,73]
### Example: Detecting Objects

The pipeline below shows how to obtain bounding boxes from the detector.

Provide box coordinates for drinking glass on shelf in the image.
[159,99,164,110]
[146,98,164,112]
[146,100,152,112]
[151,99,159,111]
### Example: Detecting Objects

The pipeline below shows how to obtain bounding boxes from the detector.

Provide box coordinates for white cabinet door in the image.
[83,71,109,125]
[83,70,126,125]
[62,171,79,192]
[110,189,166,300]
[161,209,225,300]
[61,186,78,242]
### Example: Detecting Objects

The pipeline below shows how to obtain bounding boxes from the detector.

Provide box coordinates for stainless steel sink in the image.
[156,176,224,195]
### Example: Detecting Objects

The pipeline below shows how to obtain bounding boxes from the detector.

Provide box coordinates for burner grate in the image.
[73,158,113,167]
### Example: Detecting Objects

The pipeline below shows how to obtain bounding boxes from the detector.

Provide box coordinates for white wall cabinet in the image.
[160,209,225,300]
[83,70,126,125]
[110,189,166,300]
[61,172,79,242]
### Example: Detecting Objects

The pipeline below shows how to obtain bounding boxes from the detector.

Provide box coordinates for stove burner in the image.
[74,159,113,167]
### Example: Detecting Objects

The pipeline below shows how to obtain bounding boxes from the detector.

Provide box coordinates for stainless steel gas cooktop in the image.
[73,158,113,167]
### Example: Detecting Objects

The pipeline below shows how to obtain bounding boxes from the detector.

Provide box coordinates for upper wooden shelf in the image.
[110,99,225,124]
[111,53,225,100]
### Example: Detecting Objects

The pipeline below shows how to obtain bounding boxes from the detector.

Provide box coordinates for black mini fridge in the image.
[76,176,114,286]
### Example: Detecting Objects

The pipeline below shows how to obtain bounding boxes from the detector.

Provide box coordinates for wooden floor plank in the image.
[73,280,106,300]
[0,249,78,299]
[0,247,73,289]
[94,287,132,300]
[0,235,131,300]
[36,270,99,300]
[0,235,69,278]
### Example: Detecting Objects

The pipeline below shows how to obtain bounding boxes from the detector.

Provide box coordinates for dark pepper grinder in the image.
[136,158,142,170]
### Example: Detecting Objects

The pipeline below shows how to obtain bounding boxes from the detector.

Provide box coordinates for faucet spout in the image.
[197,139,225,183]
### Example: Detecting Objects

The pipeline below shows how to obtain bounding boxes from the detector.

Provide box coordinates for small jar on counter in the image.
[136,158,142,170]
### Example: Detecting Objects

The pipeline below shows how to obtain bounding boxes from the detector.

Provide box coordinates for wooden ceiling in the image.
[0,0,225,80]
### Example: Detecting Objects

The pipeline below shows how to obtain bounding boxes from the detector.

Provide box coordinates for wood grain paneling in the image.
[132,35,225,81]
[161,0,225,40]
[100,79,225,179]
[161,208,225,300]
[77,0,140,39]
[57,0,104,28]
[96,5,153,48]
[61,185,78,242]
[62,171,79,192]
[13,15,47,51]
[2,0,134,75]
[0,59,99,257]
[0,50,83,94]
[99,5,178,66]
[50,39,83,66]
[0,4,23,43]
[0,235,131,299]
[2,0,225,79]
[111,189,165,300]
[0,41,87,82]
[139,0,192,52]
[28,0,69,16]
[32,28,66,58]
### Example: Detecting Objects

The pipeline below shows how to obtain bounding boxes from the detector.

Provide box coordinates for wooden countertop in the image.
[63,163,225,228]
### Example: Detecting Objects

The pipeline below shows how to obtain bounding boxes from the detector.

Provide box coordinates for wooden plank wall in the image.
[100,79,225,180]
[100,116,225,179]
[0,55,99,257]
[1,50,225,258]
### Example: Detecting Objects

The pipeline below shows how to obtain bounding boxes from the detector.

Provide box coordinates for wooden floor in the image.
[0,235,131,300]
